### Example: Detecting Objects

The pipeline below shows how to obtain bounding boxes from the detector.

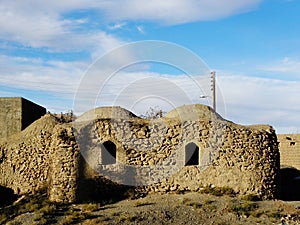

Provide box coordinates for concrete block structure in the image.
[0,97,46,138]
[278,134,300,170]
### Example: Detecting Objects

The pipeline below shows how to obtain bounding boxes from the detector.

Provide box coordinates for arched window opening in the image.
[185,142,199,166]
[101,141,116,165]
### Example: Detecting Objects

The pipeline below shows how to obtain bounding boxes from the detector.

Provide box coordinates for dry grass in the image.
[134,200,153,207]
[242,194,261,201]
[199,186,236,197]
[228,201,258,216]
[118,213,139,223]
[0,188,56,224]
[2,191,300,224]
[82,203,101,212]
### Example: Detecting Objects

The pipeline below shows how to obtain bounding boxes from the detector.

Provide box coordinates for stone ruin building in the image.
[0,98,280,203]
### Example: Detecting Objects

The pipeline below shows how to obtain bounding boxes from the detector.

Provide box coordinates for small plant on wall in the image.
[140,106,165,119]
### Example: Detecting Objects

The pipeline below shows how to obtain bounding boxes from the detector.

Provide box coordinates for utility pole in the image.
[211,71,216,112]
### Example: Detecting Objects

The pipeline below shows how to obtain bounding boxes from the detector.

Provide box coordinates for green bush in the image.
[229,202,258,216]
[181,198,202,209]
[134,201,152,207]
[204,200,214,205]
[124,189,145,200]
[118,214,138,222]
[33,212,44,221]
[175,189,186,195]
[58,215,77,225]
[82,203,101,212]
[190,202,203,209]
[200,186,236,197]
[242,194,261,201]
[181,198,191,205]
[267,210,282,219]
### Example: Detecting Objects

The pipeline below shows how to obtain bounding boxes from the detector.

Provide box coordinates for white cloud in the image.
[98,0,263,25]
[136,26,145,34]
[4,0,298,133]
[0,10,62,48]
[217,73,300,133]
[108,22,127,30]
[73,67,300,134]
[0,0,263,51]
[72,67,212,116]
[1,51,299,133]
[0,55,83,96]
[259,57,300,78]
[0,54,90,112]
[0,1,124,53]
[1,55,207,114]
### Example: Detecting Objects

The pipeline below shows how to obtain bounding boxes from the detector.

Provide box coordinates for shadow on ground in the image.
[279,166,300,201]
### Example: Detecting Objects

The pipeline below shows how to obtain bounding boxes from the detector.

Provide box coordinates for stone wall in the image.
[0,104,280,203]
[0,114,82,204]
[278,134,300,170]
[0,97,46,138]
[48,125,79,203]
[0,114,59,194]
[74,104,280,199]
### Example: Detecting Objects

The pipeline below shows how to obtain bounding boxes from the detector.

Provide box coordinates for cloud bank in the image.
[218,74,300,134]
[0,0,263,50]
[1,0,299,133]
[1,53,299,133]
[99,0,262,25]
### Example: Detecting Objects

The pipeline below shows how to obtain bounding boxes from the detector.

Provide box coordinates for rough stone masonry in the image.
[0,104,280,203]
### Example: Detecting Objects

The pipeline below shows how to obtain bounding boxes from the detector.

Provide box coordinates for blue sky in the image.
[0,0,300,133]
